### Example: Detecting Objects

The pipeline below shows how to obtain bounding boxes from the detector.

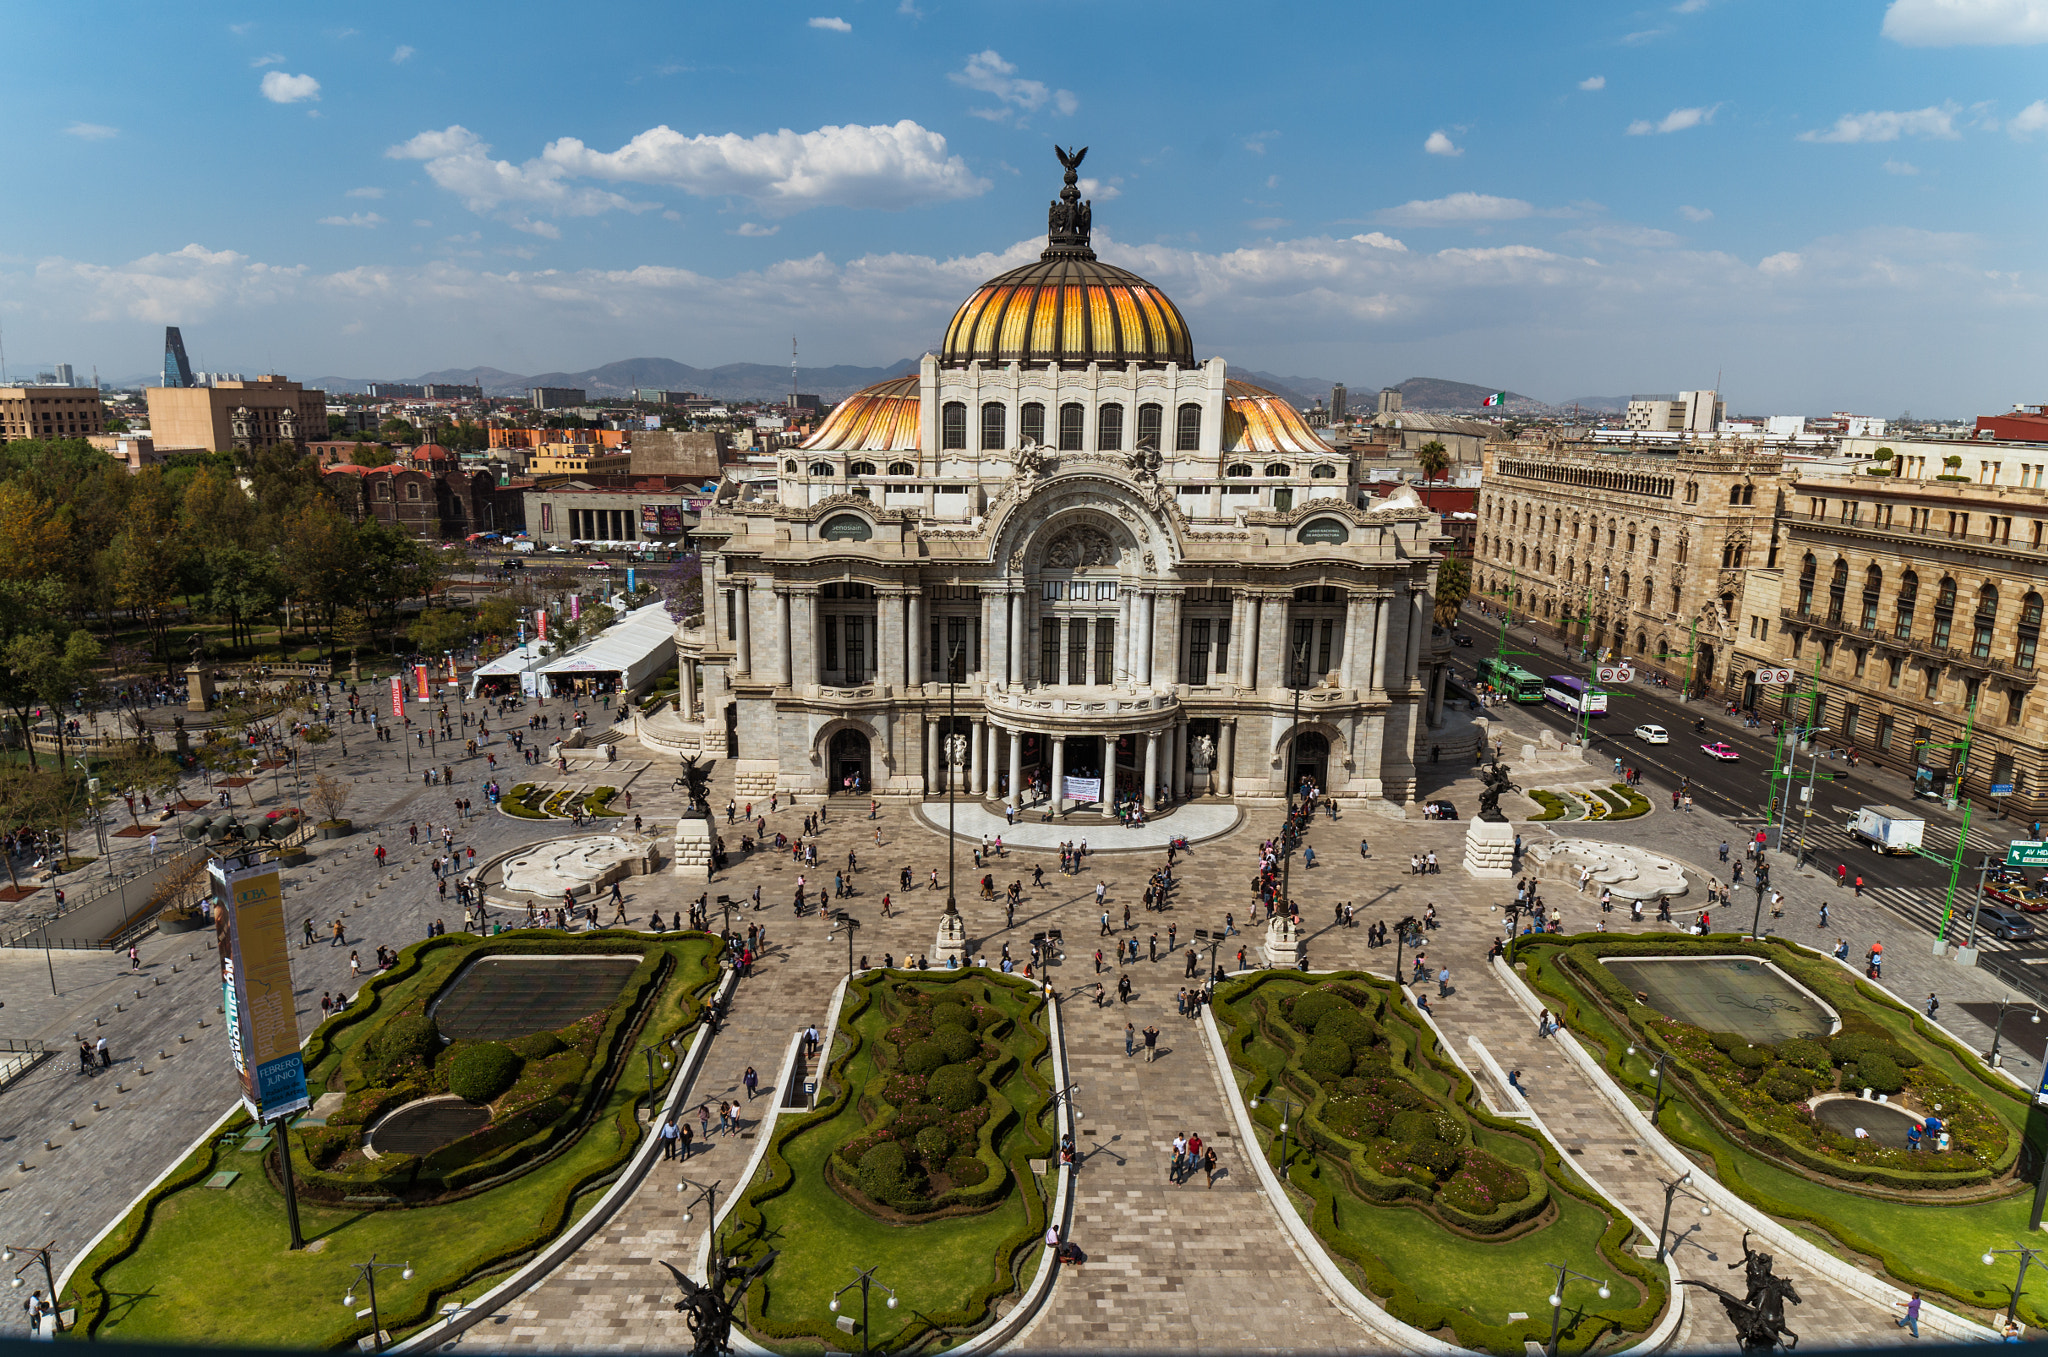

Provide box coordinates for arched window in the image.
[1636,630,1648,653]
[1972,584,1999,659]
[1796,553,1816,615]
[784,459,799,473]
[1860,564,1883,629]
[1826,558,1848,623]
[405,482,420,501]
[1648,529,1660,560]
[1096,402,1124,451]
[2017,592,2042,670]
[808,461,835,477]
[849,460,877,477]
[980,401,1006,450]
[1931,576,1957,649]
[1058,402,1085,451]
[1626,524,1637,552]
[1894,571,1918,638]
[1225,463,1254,477]
[1606,519,1617,549]
[1620,570,1631,599]
[1175,402,1203,452]
[941,401,966,450]
[887,461,915,476]
[1656,637,1670,661]
[1311,463,1337,478]
[1264,462,1292,478]
[1729,484,1743,505]
[1642,574,1654,602]
[1743,484,1755,505]
[1136,403,1163,449]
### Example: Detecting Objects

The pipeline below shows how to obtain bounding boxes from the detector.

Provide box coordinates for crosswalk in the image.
[1743,817,2025,950]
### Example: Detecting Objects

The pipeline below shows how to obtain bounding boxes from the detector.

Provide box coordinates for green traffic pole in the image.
[1935,695,1978,944]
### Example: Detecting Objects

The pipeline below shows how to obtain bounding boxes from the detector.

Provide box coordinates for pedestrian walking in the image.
[1437,965,1450,998]
[744,1065,759,1099]
[1925,992,1940,1019]
[1896,1292,1922,1339]
[1124,1021,1135,1057]
[661,1114,680,1159]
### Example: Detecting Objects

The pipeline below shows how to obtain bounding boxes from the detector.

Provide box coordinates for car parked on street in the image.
[1633,724,1668,744]
[1700,741,1740,761]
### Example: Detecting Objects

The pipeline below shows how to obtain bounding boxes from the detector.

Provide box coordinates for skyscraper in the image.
[162,327,195,389]
[1331,383,1347,422]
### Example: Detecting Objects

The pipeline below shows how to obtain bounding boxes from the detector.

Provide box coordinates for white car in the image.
[1633,723,1669,744]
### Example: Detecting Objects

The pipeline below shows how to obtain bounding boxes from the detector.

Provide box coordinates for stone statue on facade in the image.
[1190,734,1216,772]
[1047,146,1092,254]
[944,733,969,770]
[1013,436,1045,492]
[674,755,714,819]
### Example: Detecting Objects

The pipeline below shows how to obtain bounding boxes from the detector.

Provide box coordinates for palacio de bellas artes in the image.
[681,152,1454,818]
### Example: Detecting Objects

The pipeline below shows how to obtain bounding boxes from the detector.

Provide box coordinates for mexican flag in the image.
[1482,391,1506,407]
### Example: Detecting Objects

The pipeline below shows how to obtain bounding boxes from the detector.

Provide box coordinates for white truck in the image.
[1845,804,1925,856]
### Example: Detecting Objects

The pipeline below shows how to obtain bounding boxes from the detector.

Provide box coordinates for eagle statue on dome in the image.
[1047,146,1092,253]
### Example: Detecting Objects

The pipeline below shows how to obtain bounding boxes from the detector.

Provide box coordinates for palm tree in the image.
[1415,439,1451,481]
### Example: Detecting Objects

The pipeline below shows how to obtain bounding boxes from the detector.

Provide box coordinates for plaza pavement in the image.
[0,679,2030,1350]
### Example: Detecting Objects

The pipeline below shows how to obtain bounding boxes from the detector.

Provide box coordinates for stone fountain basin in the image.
[1528,840,1690,902]
[500,834,657,899]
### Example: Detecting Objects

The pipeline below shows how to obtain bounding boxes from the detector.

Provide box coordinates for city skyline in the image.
[3,0,2046,412]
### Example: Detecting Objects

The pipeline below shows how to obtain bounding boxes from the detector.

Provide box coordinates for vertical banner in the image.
[414,665,430,701]
[626,568,636,594]
[446,655,458,681]
[389,674,405,722]
[210,858,309,1120]
[537,610,548,640]
[570,593,581,621]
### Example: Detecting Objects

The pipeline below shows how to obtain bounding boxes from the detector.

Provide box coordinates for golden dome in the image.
[800,375,920,452]
[939,147,1194,370]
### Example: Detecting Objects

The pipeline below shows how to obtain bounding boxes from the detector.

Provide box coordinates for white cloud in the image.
[1679,205,1714,221]
[1798,104,1960,142]
[1376,193,1534,226]
[260,71,321,103]
[948,50,1074,121]
[391,120,987,222]
[65,122,118,140]
[1564,222,1684,248]
[735,222,780,236]
[808,16,851,31]
[391,44,415,62]
[1673,0,1712,12]
[1885,158,1922,174]
[1076,177,1120,200]
[1246,217,1291,232]
[1626,105,1718,135]
[1242,129,1280,154]
[251,52,286,68]
[1424,130,1462,157]
[1883,0,2048,45]
[1758,251,1804,275]
[346,186,386,199]
[1349,232,1408,252]
[318,213,384,228]
[1579,75,1606,91]
[2009,98,2048,136]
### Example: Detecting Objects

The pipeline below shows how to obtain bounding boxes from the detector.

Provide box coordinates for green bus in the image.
[1477,657,1547,703]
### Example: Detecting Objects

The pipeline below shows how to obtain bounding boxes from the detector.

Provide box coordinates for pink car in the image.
[1700,741,1740,761]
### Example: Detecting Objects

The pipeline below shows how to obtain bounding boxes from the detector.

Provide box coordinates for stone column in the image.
[1051,735,1067,814]
[1172,722,1187,798]
[970,718,986,795]
[1406,587,1428,688]
[733,582,752,676]
[1007,592,1024,686]
[1007,729,1023,810]
[1239,596,1261,687]
[680,652,697,720]
[1339,595,1366,689]
[1429,664,1449,727]
[907,591,925,689]
[1140,593,1158,686]
[926,719,940,795]
[1259,593,1289,690]
[804,592,823,686]
[776,590,794,687]
[987,589,1008,690]
[1369,595,1390,693]
[1151,591,1181,689]
[1218,719,1236,796]
[1143,730,1160,807]
[879,590,904,694]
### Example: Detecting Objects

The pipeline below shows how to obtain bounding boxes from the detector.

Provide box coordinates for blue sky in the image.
[4,0,2046,412]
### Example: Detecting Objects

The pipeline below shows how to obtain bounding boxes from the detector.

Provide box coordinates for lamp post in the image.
[945,641,962,918]
[829,1265,898,1357]
[1653,1172,1712,1263]
[1750,869,1769,940]
[1544,1262,1612,1357]
[1984,1244,2047,1325]
[1958,856,2002,954]
[1278,640,1310,923]
[833,909,861,980]
[341,1254,413,1352]
[1391,916,1421,987]
[639,1039,674,1114]
[676,1178,722,1284]
[4,1241,61,1333]
[1789,726,1834,872]
[1625,1044,1674,1125]
[1249,1092,1299,1177]
[1987,1001,2040,1068]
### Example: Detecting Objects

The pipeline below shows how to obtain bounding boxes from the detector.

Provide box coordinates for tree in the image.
[309,771,352,826]
[1415,440,1451,482]
[407,608,475,656]
[0,483,71,584]
[0,766,81,888]
[6,628,103,776]
[347,444,398,468]
[331,605,372,666]
[275,502,360,649]
[377,417,419,442]
[476,595,521,640]
[1433,557,1471,625]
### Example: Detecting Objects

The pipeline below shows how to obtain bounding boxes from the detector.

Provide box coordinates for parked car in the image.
[586,560,612,572]
[1633,724,1669,744]
[1700,741,1740,761]
[1976,903,2036,941]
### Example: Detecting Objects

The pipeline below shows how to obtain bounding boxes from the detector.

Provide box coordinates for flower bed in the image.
[725,971,1055,1352]
[1213,971,1667,1355]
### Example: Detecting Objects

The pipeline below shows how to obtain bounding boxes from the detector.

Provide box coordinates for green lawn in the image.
[1214,971,1667,1356]
[1521,934,2046,1325]
[728,972,1053,1352]
[70,930,722,1348]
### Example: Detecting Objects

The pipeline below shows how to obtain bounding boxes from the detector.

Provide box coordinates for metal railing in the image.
[0,1037,48,1055]
[1,844,206,950]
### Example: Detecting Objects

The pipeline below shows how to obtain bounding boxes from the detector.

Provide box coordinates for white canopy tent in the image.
[467,638,549,699]
[532,601,676,699]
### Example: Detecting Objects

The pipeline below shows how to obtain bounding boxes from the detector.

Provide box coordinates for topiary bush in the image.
[928,1063,983,1113]
[928,1002,974,1032]
[1777,1037,1829,1070]
[1316,1007,1380,1053]
[858,1139,925,1206]
[902,1039,947,1077]
[934,1024,979,1064]
[1288,989,1344,1033]
[914,1125,953,1162]
[508,1030,568,1061]
[1303,1031,1354,1082]
[362,1013,440,1084]
[449,1042,524,1103]
[1854,1052,1905,1095]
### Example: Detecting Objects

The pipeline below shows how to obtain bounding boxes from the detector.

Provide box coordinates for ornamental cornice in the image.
[771,494,916,524]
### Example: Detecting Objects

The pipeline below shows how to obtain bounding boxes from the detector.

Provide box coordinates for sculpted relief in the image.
[1040,525,1119,569]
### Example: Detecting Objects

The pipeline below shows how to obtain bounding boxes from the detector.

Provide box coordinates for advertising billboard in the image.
[389,674,404,722]
[642,504,661,534]
[658,504,684,535]
[210,857,309,1121]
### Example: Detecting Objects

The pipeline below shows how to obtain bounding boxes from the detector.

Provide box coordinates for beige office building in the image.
[144,376,327,453]
[0,386,108,441]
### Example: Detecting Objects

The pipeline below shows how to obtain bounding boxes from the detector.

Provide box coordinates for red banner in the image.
[389,674,405,722]
[414,665,430,701]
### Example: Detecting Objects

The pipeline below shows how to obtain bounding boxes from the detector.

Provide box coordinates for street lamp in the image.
[1790,727,1834,871]
[676,1177,722,1282]
[1391,916,1422,987]
[1544,1262,1611,1357]
[5,1241,62,1333]
[1249,1093,1299,1178]
[1987,1001,2041,1068]
[639,1039,674,1114]
[829,1264,898,1357]
[341,1254,413,1352]
[1984,1244,2047,1325]
[1653,1173,1711,1263]
[1919,694,1981,953]
[945,640,963,918]
[1278,639,1311,924]
[1750,870,1770,941]
[832,909,861,980]
[1625,1044,1675,1125]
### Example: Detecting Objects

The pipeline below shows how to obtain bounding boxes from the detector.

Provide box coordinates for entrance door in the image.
[830,728,869,794]
[1290,731,1329,795]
